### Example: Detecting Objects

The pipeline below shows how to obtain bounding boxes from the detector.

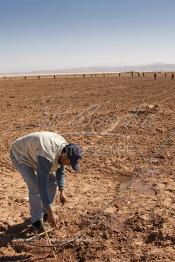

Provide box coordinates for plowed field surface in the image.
[0,75,175,261]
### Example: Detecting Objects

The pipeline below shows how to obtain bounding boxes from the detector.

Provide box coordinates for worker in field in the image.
[172,73,174,80]
[10,131,83,230]
[154,72,157,80]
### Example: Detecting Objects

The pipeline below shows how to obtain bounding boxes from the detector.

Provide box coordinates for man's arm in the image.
[37,156,57,227]
[36,156,52,209]
[56,165,66,205]
[55,165,65,191]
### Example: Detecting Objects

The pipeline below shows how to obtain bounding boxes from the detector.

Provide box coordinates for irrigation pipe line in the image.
[25,233,85,249]
[148,128,175,163]
[23,128,175,250]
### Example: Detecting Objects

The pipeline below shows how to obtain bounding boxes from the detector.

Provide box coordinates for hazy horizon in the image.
[0,0,175,73]
[1,62,175,76]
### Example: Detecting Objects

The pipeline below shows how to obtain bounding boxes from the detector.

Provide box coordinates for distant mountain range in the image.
[1,63,175,75]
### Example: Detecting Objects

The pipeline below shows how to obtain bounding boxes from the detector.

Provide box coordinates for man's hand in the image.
[60,190,67,205]
[47,207,57,228]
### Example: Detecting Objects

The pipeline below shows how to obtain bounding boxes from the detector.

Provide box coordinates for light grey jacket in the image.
[11,131,68,172]
[11,131,69,209]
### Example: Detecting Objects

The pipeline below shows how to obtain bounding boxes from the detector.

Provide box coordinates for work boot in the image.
[32,219,44,230]
[43,213,48,222]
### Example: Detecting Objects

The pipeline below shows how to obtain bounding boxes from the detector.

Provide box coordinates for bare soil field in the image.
[0,75,175,261]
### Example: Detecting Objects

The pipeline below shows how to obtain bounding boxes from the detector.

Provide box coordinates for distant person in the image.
[154,72,157,80]
[172,73,174,80]
[165,73,167,78]
[143,73,145,77]
[10,131,83,230]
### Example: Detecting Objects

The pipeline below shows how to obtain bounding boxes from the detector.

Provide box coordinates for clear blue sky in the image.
[0,0,175,73]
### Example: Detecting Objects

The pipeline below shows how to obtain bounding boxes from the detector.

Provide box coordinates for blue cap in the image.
[64,143,83,171]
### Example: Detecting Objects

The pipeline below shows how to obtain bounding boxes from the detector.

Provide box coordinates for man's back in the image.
[11,131,68,170]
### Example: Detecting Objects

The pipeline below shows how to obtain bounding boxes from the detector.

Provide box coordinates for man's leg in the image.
[20,165,44,223]
[10,152,43,223]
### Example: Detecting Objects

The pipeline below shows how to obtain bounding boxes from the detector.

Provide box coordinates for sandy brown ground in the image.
[0,74,175,261]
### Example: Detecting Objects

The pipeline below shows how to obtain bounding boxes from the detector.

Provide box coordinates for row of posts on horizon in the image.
[118,72,174,80]
[1,72,174,80]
